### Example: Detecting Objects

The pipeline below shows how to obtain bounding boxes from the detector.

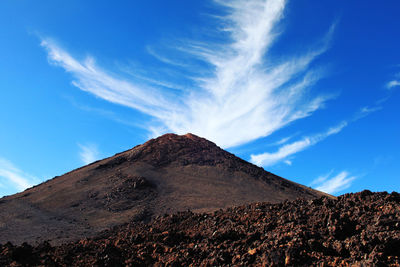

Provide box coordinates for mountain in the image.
[0,133,329,245]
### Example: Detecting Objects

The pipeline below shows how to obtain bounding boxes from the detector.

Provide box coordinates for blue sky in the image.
[0,0,399,197]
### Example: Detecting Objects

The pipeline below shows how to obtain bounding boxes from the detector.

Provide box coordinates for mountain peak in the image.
[183,132,203,140]
[120,133,224,168]
[144,133,214,147]
[0,133,329,245]
[133,133,215,151]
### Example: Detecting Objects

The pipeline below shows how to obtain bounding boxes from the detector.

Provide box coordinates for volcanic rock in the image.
[1,191,399,266]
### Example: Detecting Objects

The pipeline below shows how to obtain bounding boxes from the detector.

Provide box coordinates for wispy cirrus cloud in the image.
[0,158,36,192]
[284,160,292,166]
[386,69,400,90]
[251,94,388,168]
[386,80,400,90]
[41,0,333,149]
[146,46,189,68]
[310,171,356,194]
[78,143,100,165]
[250,121,347,166]
[352,104,383,121]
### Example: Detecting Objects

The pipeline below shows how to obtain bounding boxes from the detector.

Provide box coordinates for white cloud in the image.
[146,46,189,68]
[78,144,100,165]
[41,0,333,149]
[386,80,400,89]
[311,171,356,194]
[250,90,388,168]
[250,121,347,166]
[309,170,334,187]
[41,39,178,119]
[352,100,385,121]
[0,158,35,192]
[274,136,294,146]
[351,105,383,121]
[284,160,292,166]
[360,106,382,115]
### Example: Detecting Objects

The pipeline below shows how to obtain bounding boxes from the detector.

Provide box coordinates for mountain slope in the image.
[0,133,329,245]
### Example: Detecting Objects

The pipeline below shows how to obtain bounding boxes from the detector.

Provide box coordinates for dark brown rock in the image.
[1,191,399,266]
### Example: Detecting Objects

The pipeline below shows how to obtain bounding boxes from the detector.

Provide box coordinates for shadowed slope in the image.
[0,133,329,245]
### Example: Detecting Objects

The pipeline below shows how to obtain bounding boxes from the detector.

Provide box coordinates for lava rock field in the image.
[1,190,399,266]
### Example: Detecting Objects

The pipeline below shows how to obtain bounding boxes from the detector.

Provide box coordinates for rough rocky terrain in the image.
[1,190,399,266]
[0,133,328,245]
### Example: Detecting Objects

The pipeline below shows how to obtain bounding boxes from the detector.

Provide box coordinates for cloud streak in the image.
[250,121,347,166]
[0,158,35,192]
[41,0,333,148]
[310,171,356,194]
[78,144,100,165]
[251,90,389,168]
[387,80,400,90]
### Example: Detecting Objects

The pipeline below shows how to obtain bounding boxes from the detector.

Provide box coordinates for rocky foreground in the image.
[1,191,400,266]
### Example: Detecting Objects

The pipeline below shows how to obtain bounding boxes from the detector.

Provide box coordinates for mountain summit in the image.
[0,133,329,245]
